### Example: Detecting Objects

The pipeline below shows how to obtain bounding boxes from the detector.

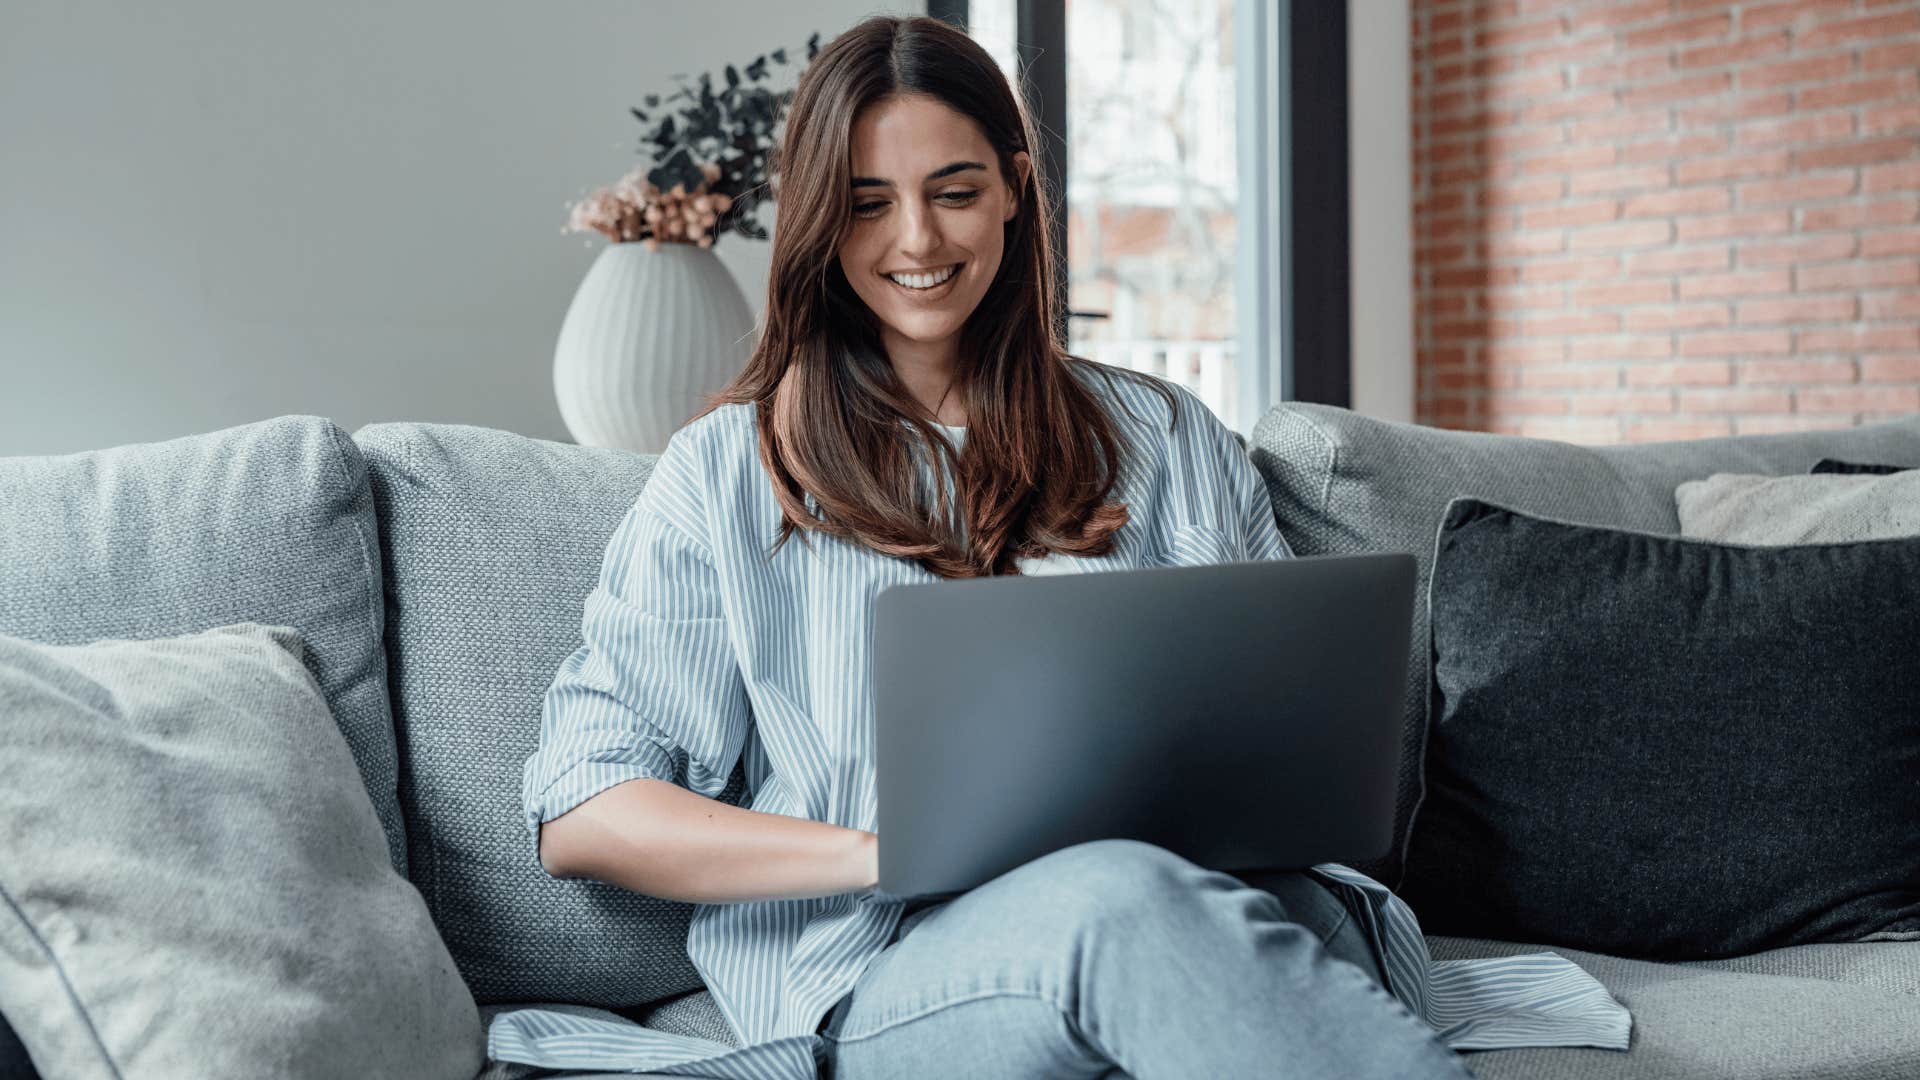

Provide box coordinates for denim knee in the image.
[1006,838,1206,926]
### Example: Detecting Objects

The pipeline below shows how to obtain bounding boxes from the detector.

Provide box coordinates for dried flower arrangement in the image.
[564,33,823,251]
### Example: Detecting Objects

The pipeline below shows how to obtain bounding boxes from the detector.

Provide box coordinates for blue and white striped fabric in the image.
[487,364,1632,1076]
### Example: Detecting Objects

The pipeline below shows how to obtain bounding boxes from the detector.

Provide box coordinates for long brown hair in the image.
[689,13,1181,579]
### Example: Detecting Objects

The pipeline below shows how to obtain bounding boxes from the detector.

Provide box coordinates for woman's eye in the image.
[852,190,975,217]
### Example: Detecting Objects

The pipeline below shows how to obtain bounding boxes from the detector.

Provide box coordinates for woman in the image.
[491,14,1624,1079]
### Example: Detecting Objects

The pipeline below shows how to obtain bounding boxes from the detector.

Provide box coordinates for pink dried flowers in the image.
[563,161,736,250]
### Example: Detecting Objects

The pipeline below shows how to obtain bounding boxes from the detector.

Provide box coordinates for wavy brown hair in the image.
[687,13,1181,579]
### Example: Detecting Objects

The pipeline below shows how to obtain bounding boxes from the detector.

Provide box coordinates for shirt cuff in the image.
[524,741,678,875]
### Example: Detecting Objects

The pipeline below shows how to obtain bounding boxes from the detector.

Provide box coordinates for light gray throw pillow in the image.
[0,623,481,1080]
[1676,471,1920,543]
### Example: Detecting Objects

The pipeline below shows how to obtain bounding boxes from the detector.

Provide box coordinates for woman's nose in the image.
[896,200,942,258]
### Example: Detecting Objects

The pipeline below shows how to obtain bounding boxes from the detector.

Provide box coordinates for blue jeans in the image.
[816,839,1473,1079]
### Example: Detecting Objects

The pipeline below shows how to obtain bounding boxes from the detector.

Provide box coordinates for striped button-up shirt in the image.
[487,364,1632,1076]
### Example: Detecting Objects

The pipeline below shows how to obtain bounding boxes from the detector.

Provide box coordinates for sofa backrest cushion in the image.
[0,415,405,877]
[1246,405,1920,891]
[353,421,748,1009]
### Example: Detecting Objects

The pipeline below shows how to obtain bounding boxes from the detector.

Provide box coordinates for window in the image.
[1066,0,1240,430]
[937,0,1347,436]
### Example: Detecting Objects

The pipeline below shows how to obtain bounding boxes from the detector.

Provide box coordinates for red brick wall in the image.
[1411,0,1920,442]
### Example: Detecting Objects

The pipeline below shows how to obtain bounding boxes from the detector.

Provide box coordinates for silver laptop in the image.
[871,551,1415,899]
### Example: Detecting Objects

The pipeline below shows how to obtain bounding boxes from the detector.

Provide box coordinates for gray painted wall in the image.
[1,0,915,456]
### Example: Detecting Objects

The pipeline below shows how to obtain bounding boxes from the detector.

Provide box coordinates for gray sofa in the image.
[2,399,1917,1080]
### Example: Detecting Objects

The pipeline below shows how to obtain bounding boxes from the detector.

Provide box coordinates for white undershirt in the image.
[932,421,1089,576]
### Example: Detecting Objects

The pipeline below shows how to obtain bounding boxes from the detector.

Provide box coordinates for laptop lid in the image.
[872,551,1415,899]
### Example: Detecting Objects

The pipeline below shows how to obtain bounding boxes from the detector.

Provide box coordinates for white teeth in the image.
[887,264,958,289]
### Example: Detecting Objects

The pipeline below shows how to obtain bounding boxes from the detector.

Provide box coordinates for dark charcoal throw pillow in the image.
[1399,496,1920,961]
[1811,458,1914,475]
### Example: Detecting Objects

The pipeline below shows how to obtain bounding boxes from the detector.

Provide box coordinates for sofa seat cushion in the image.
[0,414,404,876]
[353,422,749,1009]
[1246,405,1920,889]
[1429,935,1920,1079]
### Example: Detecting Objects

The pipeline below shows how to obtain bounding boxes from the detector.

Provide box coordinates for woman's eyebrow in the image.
[850,161,987,189]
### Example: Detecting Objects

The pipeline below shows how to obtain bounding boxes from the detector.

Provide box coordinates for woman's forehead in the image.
[849,95,991,175]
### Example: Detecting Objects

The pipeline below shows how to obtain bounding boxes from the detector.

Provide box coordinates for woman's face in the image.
[837,93,1031,359]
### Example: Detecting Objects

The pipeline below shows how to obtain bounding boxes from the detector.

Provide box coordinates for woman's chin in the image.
[884,312,971,343]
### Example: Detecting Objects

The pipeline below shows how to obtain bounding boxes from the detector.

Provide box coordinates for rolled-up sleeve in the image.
[522,432,751,874]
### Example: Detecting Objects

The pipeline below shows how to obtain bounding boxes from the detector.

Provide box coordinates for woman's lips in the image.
[885,262,964,301]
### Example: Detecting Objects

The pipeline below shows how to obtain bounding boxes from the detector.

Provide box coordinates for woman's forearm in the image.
[539,777,880,904]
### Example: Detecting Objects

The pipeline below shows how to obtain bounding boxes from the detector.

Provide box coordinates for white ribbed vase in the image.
[553,242,754,453]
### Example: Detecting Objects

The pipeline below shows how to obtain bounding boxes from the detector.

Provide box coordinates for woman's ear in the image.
[1004,151,1032,223]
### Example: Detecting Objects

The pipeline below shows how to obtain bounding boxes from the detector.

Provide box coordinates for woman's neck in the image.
[884,331,964,425]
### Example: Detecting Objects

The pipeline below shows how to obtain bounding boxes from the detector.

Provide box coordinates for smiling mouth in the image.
[885,262,964,293]
[890,261,967,288]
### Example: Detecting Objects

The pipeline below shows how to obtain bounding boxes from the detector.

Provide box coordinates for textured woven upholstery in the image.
[353,422,749,1009]
[0,415,404,875]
